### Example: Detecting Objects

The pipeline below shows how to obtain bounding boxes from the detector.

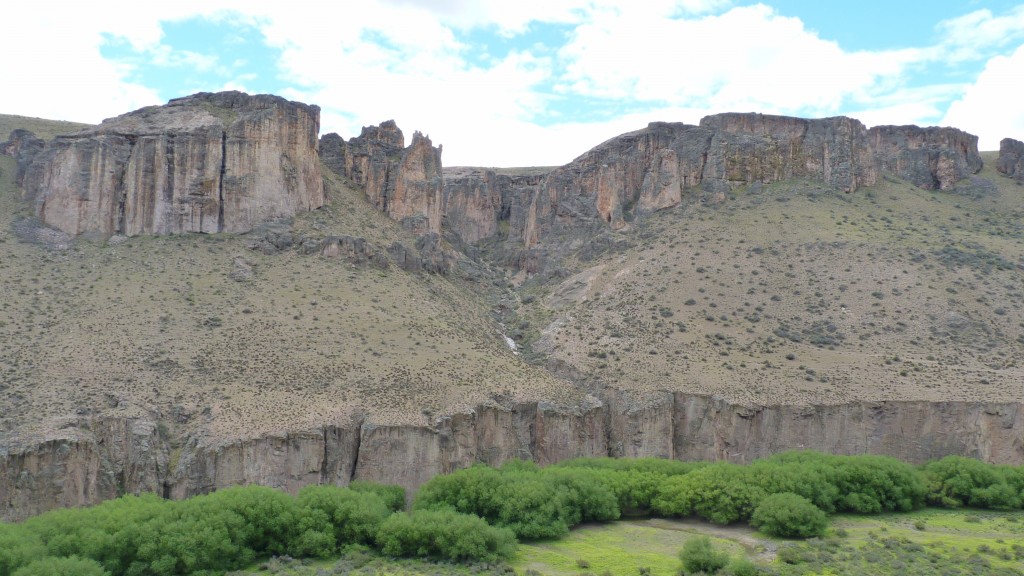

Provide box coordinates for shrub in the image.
[11,556,108,576]
[0,523,46,576]
[923,456,1020,509]
[724,556,761,576]
[295,485,392,556]
[653,463,765,524]
[679,536,729,574]
[375,510,516,562]
[349,480,407,512]
[750,493,827,538]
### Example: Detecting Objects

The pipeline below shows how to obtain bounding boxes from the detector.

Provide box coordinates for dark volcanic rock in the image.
[22,91,324,237]
[997,137,1024,181]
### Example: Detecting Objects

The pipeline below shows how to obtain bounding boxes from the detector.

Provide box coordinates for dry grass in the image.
[515,153,1024,405]
[0,150,578,449]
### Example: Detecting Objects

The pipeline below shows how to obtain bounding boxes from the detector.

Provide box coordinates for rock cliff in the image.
[997,137,1024,181]
[21,92,324,236]
[320,122,443,235]
[439,113,982,259]
[1,128,45,187]
[3,393,1021,520]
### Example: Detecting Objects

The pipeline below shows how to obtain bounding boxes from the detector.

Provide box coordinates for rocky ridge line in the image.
[438,113,983,269]
[3,391,1021,521]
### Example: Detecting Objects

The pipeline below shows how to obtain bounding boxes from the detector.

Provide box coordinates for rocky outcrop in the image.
[1,129,45,187]
[22,91,324,237]
[997,137,1024,181]
[4,393,1022,521]
[439,114,983,258]
[868,125,983,190]
[320,122,443,235]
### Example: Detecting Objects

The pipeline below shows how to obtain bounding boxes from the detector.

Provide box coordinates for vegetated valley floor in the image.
[225,509,1024,576]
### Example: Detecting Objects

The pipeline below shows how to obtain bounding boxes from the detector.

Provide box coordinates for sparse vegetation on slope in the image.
[514,158,1024,406]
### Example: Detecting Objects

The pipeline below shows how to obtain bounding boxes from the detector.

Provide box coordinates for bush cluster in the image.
[3,452,1022,575]
[0,482,515,576]
[413,461,620,538]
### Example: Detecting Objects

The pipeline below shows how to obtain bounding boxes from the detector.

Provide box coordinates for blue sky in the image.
[5,1,1024,166]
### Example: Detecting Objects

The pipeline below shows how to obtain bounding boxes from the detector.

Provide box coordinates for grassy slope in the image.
[516,154,1024,405]
[0,113,91,140]
[0,120,577,447]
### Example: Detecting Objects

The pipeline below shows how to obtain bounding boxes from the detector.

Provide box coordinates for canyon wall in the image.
[439,114,983,254]
[21,92,324,237]
[4,392,1021,520]
[320,122,443,235]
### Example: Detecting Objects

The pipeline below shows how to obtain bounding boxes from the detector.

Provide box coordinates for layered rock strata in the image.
[997,137,1024,181]
[439,114,982,254]
[320,122,443,235]
[4,393,1021,520]
[22,92,324,236]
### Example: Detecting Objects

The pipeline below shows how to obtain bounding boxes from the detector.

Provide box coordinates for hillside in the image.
[512,154,1024,406]
[3,100,1024,520]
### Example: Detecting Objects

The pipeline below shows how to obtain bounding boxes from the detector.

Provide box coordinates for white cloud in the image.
[4,0,1023,166]
[942,43,1024,150]
[933,6,1024,62]
[557,4,923,116]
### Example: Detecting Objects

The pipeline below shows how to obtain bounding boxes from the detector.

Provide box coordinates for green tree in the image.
[750,492,828,538]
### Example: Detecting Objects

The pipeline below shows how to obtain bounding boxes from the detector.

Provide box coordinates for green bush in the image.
[375,510,516,562]
[349,481,407,512]
[724,556,761,576]
[11,556,108,576]
[414,462,620,539]
[295,485,392,554]
[923,456,1020,509]
[0,523,46,576]
[678,536,729,574]
[750,492,827,538]
[653,463,766,524]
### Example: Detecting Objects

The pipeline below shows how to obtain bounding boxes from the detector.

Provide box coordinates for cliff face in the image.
[998,137,1024,181]
[1,128,45,187]
[868,124,983,190]
[22,92,324,237]
[320,122,443,235]
[4,393,1022,521]
[440,113,983,255]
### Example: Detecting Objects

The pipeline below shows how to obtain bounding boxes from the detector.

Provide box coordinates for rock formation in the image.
[997,137,1024,181]
[320,122,443,235]
[440,113,983,259]
[868,124,982,190]
[21,92,324,237]
[1,128,45,187]
[3,392,1022,520]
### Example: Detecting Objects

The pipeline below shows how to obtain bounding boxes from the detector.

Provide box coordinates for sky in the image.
[4,1,1023,167]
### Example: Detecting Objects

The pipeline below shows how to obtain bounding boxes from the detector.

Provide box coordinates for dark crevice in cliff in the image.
[319,426,329,484]
[217,131,226,233]
[116,136,137,234]
[349,419,364,483]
